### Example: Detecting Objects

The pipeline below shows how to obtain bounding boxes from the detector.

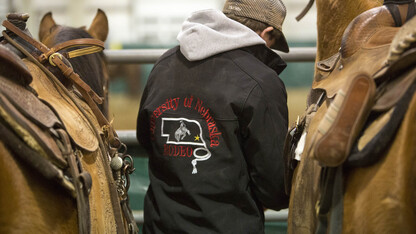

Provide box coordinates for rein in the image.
[296,0,315,21]
[1,15,138,233]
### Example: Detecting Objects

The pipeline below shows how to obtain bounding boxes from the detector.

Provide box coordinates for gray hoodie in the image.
[177,9,266,61]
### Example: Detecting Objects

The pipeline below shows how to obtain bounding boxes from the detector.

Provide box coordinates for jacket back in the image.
[137,44,289,233]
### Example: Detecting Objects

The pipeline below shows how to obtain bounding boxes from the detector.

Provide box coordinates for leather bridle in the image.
[2,19,109,127]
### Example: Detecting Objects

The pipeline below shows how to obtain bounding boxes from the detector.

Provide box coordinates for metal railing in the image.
[111,47,317,225]
[133,209,289,224]
[105,47,317,64]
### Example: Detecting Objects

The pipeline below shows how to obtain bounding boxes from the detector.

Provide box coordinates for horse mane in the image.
[52,26,109,116]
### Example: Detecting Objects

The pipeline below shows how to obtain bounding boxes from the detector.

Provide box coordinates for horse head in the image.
[39,9,109,117]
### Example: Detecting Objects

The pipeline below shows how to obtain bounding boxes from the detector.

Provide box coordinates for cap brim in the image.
[271,30,289,53]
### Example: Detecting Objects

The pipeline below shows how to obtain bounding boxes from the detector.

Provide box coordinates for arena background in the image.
[2,0,317,232]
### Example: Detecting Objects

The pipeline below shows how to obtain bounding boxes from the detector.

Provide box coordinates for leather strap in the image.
[2,20,50,54]
[49,55,109,127]
[2,20,104,61]
[386,4,403,26]
[315,166,344,234]
[58,129,91,234]
[121,199,140,234]
[41,38,104,61]
[386,2,416,27]
[2,20,105,109]
[296,0,315,21]
[315,167,336,234]
[406,2,416,21]
[384,0,415,4]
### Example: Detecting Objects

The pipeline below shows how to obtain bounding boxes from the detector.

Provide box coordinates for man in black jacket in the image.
[137,0,290,233]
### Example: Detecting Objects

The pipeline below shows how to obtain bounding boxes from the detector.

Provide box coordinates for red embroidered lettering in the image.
[187,147,193,157]
[163,144,194,157]
[180,146,186,157]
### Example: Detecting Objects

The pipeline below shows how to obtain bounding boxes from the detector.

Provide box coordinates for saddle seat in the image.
[313,6,397,98]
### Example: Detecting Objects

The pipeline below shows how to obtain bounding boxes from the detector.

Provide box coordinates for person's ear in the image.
[260,26,274,40]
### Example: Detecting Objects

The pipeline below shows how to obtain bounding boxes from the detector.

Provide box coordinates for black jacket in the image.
[137,44,289,234]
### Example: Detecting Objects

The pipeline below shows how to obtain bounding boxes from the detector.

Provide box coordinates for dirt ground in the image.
[109,87,310,130]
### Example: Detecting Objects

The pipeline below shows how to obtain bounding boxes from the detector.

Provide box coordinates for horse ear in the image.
[39,12,56,42]
[88,9,109,42]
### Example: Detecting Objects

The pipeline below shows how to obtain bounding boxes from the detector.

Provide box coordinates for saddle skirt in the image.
[24,59,100,152]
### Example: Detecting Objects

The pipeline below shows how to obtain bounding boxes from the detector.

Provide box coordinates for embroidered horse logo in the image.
[161,117,212,174]
[174,120,190,141]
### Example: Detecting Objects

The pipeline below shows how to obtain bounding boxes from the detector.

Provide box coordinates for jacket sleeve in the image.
[136,86,152,151]
[240,79,289,210]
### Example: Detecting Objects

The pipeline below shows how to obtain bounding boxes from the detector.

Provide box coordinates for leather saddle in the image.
[0,23,98,191]
[0,43,76,192]
[313,6,397,97]
[310,5,416,167]
[0,19,97,233]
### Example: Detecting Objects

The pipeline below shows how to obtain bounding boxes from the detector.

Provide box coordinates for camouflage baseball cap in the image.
[223,0,289,52]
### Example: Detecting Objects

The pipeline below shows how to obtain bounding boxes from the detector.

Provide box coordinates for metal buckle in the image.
[48,52,63,66]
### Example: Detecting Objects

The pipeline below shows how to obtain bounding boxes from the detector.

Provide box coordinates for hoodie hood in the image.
[177,9,266,61]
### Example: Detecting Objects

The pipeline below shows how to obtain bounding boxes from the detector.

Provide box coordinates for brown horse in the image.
[39,9,110,117]
[0,10,137,233]
[287,1,416,233]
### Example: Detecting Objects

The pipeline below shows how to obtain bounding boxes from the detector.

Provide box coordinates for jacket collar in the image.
[241,45,287,75]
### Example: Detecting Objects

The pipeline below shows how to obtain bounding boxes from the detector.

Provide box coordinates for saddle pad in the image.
[374,63,416,111]
[23,60,99,152]
[357,108,394,151]
[0,91,66,168]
